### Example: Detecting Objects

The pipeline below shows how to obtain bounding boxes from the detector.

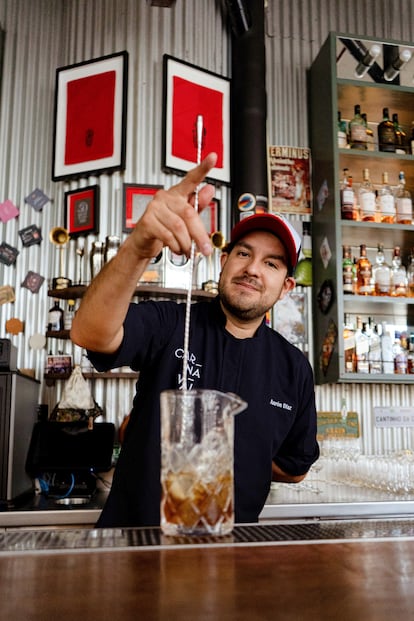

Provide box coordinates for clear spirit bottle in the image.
[337,111,348,148]
[390,246,408,297]
[407,250,414,298]
[358,168,376,222]
[377,171,395,223]
[395,171,413,224]
[361,112,375,151]
[373,244,391,296]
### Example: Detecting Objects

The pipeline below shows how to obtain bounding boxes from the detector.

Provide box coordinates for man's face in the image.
[218,230,295,322]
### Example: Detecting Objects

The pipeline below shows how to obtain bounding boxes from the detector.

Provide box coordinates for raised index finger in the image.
[171,152,218,197]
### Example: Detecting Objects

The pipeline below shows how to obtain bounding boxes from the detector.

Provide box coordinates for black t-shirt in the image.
[89,297,319,527]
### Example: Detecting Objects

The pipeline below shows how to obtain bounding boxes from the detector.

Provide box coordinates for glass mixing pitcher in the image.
[160,389,247,536]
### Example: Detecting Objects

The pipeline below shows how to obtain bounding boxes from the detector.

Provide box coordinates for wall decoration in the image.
[18,225,42,247]
[272,291,308,345]
[5,317,24,335]
[0,285,15,305]
[200,198,220,235]
[122,184,162,233]
[268,146,312,214]
[0,199,19,222]
[0,242,19,266]
[162,55,230,184]
[24,189,51,212]
[21,271,45,293]
[52,51,128,181]
[64,185,99,237]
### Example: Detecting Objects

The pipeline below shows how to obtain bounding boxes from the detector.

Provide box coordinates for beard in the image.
[218,276,272,321]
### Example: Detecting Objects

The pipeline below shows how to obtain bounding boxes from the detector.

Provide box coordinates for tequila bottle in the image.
[377,172,395,223]
[395,171,413,225]
[358,168,376,222]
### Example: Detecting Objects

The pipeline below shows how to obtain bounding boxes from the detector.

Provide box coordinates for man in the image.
[71,152,319,527]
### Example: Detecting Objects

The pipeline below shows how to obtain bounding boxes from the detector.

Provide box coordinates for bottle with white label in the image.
[358,168,376,221]
[377,172,395,223]
[395,171,413,225]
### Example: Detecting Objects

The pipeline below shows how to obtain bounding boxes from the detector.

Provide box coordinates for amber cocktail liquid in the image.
[160,389,247,536]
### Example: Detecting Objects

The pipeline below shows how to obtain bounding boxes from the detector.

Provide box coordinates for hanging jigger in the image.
[49,226,72,289]
[202,231,225,294]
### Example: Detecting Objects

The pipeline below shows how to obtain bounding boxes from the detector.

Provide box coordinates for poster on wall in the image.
[268,146,312,215]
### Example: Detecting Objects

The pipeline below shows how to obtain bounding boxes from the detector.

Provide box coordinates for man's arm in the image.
[272,461,307,483]
[70,152,217,354]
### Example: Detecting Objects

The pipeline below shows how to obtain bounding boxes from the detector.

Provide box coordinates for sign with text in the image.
[374,407,414,428]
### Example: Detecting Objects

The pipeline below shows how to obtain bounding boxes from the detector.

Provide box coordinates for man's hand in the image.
[128,152,218,260]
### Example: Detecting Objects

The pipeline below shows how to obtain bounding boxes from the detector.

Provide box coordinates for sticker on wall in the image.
[29,333,47,350]
[237,193,256,212]
[0,199,19,222]
[0,285,15,305]
[319,236,332,269]
[0,242,19,266]
[317,179,329,211]
[24,188,51,212]
[18,225,43,247]
[21,271,45,293]
[317,279,335,315]
[319,318,338,377]
[5,317,24,335]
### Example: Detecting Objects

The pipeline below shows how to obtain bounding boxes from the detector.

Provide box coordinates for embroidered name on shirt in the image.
[270,398,293,411]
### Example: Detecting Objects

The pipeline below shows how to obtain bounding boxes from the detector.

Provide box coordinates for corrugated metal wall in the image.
[0,0,414,453]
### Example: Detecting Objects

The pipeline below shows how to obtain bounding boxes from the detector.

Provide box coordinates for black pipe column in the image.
[227,0,268,226]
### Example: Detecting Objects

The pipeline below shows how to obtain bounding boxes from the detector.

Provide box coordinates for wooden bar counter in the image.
[1,520,414,620]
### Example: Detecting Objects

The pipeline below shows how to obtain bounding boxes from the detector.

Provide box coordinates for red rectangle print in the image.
[171,77,223,167]
[65,71,116,165]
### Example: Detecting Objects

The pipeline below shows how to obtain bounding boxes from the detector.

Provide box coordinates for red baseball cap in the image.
[230,213,302,269]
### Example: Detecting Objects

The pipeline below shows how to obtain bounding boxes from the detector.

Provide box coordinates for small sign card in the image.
[374,406,414,428]
[0,242,19,266]
[24,188,50,212]
[0,199,19,222]
[18,224,42,247]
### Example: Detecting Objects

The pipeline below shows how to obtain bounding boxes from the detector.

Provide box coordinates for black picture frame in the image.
[64,185,99,237]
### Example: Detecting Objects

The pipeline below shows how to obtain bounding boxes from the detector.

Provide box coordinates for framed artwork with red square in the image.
[64,185,99,237]
[52,51,128,181]
[162,55,230,185]
[122,184,162,233]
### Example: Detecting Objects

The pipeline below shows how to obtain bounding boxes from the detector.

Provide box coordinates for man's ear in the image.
[220,252,229,268]
[278,275,296,300]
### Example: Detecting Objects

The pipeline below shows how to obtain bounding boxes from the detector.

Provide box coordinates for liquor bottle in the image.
[392,113,407,154]
[358,168,376,221]
[354,318,370,373]
[361,113,375,151]
[377,171,395,223]
[343,313,356,373]
[337,111,348,148]
[47,298,64,332]
[407,334,414,374]
[349,104,367,150]
[372,243,391,296]
[340,169,357,220]
[411,121,414,155]
[390,246,407,297]
[342,246,354,294]
[407,250,414,298]
[64,299,76,331]
[395,171,413,224]
[393,333,408,374]
[368,320,382,374]
[381,324,395,374]
[294,221,312,286]
[378,107,396,152]
[356,244,373,295]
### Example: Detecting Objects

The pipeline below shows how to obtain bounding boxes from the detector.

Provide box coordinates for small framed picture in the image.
[162,55,230,184]
[52,51,128,181]
[64,185,99,237]
[122,184,162,233]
